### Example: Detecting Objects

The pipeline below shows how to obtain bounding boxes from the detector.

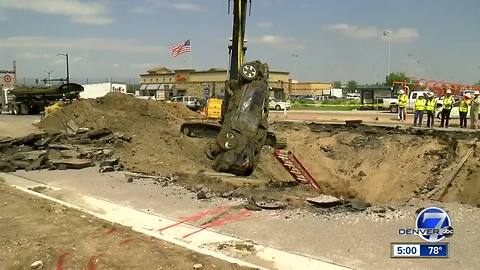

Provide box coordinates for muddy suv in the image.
[206,61,270,176]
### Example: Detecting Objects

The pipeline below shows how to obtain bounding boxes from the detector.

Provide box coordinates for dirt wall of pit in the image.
[271,122,480,204]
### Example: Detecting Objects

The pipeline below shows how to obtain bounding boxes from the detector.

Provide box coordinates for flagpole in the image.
[189,39,192,69]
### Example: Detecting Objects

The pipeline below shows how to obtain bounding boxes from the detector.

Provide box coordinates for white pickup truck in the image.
[382,91,438,113]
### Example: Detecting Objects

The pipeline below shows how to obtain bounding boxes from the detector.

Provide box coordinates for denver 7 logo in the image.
[416,207,452,242]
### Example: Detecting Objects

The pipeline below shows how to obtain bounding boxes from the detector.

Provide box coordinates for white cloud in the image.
[325,23,419,43]
[1,0,113,25]
[18,52,52,59]
[133,63,160,69]
[131,1,205,13]
[384,28,419,43]
[50,55,84,66]
[0,36,165,54]
[259,35,283,44]
[258,22,273,28]
[173,3,204,11]
[250,35,305,50]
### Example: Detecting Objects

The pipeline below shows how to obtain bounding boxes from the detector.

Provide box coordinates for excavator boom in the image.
[180,0,286,176]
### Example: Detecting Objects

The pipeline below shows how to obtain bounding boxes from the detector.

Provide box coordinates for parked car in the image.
[269,98,291,110]
[170,95,202,110]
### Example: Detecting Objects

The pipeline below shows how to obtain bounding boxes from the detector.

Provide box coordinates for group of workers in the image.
[397,89,480,129]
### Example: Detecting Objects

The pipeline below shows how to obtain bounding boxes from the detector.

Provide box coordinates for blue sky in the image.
[0,0,479,84]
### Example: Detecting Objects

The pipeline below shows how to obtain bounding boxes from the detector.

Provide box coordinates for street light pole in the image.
[292,53,299,94]
[383,30,391,77]
[57,53,69,84]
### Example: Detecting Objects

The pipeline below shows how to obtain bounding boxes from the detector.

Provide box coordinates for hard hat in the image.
[474,91,480,95]
[446,89,452,94]
[464,93,472,99]
[399,89,405,94]
[427,92,435,97]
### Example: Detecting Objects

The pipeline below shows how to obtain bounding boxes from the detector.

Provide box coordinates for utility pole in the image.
[44,70,53,84]
[13,60,16,87]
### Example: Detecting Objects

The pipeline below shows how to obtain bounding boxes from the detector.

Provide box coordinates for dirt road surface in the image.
[270,110,470,130]
[0,115,40,137]
[0,182,249,270]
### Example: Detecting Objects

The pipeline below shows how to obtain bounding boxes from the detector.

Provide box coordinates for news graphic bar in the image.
[391,243,449,258]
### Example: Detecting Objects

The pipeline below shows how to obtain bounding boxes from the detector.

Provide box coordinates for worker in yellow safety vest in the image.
[398,89,408,121]
[425,92,437,128]
[413,94,427,127]
[470,91,480,129]
[459,94,471,128]
[440,89,455,128]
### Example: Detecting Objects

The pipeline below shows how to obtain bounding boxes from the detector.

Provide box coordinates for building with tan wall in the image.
[139,67,290,100]
[289,82,333,96]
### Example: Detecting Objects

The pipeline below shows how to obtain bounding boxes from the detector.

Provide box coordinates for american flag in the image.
[170,40,191,57]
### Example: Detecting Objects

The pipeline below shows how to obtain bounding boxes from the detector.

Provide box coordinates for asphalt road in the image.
[269,110,475,131]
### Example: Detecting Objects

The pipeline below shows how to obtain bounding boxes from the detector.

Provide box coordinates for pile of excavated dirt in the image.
[39,93,210,174]
[271,122,480,204]
[38,93,291,182]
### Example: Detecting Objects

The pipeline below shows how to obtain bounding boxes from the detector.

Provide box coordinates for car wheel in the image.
[240,63,258,81]
[275,105,281,111]
[204,141,219,160]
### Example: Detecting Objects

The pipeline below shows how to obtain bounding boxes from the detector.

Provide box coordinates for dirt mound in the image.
[40,93,197,131]
[39,93,209,174]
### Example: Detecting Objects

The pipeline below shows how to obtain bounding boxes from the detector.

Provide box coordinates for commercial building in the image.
[289,82,333,96]
[139,67,290,100]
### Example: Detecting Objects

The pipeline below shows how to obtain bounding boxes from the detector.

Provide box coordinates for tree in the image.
[346,80,358,92]
[127,84,140,94]
[385,72,410,86]
[333,81,342,89]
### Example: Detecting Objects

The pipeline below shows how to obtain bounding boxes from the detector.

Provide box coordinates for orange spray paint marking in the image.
[182,210,252,239]
[105,227,118,235]
[55,252,70,270]
[86,256,97,270]
[158,206,230,233]
[119,237,136,246]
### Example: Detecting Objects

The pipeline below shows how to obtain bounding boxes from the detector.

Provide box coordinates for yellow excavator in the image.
[180,0,286,176]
